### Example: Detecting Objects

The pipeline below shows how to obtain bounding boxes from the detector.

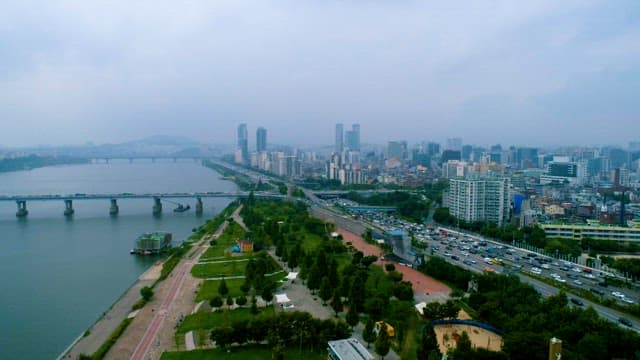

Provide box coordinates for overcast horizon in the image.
[2,1,640,148]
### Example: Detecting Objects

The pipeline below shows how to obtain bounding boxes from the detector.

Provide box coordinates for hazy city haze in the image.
[2,1,639,147]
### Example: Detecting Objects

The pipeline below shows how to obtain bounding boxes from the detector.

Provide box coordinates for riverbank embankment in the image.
[58,261,162,359]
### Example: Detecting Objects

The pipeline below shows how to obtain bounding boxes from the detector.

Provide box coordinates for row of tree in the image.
[209,311,351,352]
[343,190,431,223]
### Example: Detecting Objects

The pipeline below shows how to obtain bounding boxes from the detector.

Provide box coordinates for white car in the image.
[550,273,560,278]
[622,297,635,304]
[573,280,583,285]
[611,291,624,298]
[572,267,582,273]
[555,277,566,283]
[531,267,542,275]
[541,264,550,269]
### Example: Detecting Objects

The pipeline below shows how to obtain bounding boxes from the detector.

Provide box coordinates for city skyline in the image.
[2,1,640,147]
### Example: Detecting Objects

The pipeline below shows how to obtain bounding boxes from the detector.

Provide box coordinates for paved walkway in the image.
[103,205,243,359]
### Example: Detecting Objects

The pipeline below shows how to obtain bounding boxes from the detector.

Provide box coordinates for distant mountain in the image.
[127,135,200,147]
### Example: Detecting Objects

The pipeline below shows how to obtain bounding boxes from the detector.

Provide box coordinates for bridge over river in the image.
[0,191,283,217]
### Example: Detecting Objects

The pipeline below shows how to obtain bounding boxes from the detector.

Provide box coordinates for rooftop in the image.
[327,338,373,360]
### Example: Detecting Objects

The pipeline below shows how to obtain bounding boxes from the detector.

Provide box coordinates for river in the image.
[0,160,237,359]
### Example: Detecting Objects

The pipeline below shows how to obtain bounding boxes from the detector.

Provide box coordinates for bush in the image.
[140,286,154,302]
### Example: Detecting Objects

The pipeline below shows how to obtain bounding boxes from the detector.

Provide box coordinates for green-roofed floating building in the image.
[130,232,172,255]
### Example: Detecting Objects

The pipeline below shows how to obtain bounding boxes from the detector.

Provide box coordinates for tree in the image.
[319,276,333,304]
[236,296,248,306]
[211,326,234,350]
[346,302,359,329]
[240,281,251,295]
[330,294,344,315]
[140,286,154,302]
[361,255,378,267]
[417,322,439,360]
[250,295,259,314]
[226,295,234,308]
[441,300,460,319]
[218,278,229,297]
[375,323,391,359]
[450,331,472,359]
[363,318,376,348]
[261,285,274,305]
[210,296,223,311]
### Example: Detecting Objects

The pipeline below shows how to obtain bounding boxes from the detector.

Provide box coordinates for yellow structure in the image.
[237,239,254,253]
[549,337,562,360]
[375,321,395,337]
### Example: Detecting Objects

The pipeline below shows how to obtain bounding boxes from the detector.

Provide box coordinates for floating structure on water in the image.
[130,232,172,255]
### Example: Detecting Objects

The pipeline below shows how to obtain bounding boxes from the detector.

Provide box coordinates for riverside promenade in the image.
[59,262,161,359]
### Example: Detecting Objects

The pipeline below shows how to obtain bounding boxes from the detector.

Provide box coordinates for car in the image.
[622,297,635,304]
[612,291,624,298]
[573,279,583,285]
[570,298,584,306]
[451,255,460,261]
[618,317,633,327]
[541,264,550,269]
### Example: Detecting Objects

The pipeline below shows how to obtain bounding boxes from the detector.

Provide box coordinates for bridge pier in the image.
[109,199,119,215]
[195,196,203,215]
[64,199,74,216]
[16,200,28,217]
[152,197,162,215]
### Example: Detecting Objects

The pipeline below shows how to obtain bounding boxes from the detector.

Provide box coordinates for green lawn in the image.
[177,308,274,336]
[161,345,326,360]
[196,278,247,301]
[195,271,287,302]
[199,246,232,260]
[192,260,249,278]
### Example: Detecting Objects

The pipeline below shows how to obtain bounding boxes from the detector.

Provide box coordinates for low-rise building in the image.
[327,338,373,360]
[541,223,640,242]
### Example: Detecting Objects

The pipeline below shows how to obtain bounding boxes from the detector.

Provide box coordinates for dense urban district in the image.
[5,127,640,360]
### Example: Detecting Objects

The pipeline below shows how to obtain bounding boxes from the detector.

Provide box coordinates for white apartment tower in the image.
[446,177,511,226]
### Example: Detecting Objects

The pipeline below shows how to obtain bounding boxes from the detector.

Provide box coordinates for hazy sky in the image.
[2,1,639,148]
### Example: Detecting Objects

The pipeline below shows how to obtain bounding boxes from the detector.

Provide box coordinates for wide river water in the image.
[0,160,237,359]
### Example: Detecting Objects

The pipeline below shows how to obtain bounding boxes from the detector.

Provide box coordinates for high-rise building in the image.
[387,141,407,160]
[345,124,360,151]
[462,145,473,161]
[256,127,267,152]
[236,123,249,163]
[335,123,344,153]
[445,177,511,226]
[427,142,440,156]
[516,147,539,169]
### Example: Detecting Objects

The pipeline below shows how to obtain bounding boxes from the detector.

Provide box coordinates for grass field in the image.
[192,260,248,278]
[195,271,287,302]
[161,345,326,360]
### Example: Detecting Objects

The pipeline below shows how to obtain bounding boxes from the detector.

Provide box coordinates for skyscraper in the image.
[345,124,360,151]
[256,127,267,152]
[335,123,344,153]
[237,123,248,163]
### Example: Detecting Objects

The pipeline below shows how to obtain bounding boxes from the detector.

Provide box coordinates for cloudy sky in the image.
[1,1,639,148]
